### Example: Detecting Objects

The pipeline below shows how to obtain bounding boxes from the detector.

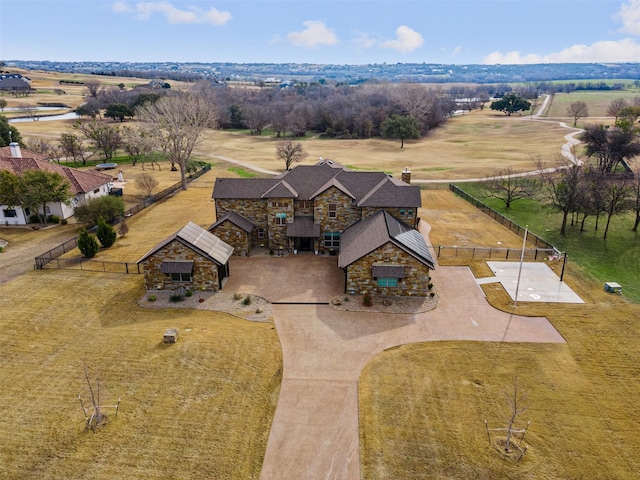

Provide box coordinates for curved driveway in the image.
[245,224,565,480]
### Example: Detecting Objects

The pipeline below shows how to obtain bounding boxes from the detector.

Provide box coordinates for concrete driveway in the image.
[224,253,344,303]
[259,265,565,480]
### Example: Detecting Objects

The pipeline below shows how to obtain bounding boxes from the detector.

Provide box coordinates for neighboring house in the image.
[137,221,234,292]
[208,211,255,256]
[338,210,435,296]
[212,159,420,254]
[0,73,31,93]
[0,143,113,225]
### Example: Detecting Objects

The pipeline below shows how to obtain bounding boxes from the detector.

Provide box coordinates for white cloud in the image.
[353,31,377,49]
[616,0,640,35]
[483,38,640,64]
[112,1,231,26]
[379,26,423,53]
[112,1,133,13]
[287,21,339,48]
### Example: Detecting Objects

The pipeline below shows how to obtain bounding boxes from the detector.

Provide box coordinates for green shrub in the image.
[148,294,157,302]
[185,290,193,297]
[61,218,68,225]
[77,228,99,258]
[169,293,185,303]
[47,215,61,224]
[243,295,252,305]
[96,216,116,248]
[29,214,41,224]
[74,196,125,225]
[363,292,372,307]
[428,283,434,290]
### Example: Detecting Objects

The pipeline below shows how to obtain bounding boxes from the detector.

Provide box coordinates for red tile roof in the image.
[0,156,112,195]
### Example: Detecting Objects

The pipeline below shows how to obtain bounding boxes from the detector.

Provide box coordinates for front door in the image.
[298,237,312,251]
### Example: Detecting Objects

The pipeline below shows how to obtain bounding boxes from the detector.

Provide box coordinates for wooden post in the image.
[518,446,528,462]
[115,398,121,418]
[484,419,491,444]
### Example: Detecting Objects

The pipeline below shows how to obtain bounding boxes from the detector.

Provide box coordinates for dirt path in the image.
[0,225,79,285]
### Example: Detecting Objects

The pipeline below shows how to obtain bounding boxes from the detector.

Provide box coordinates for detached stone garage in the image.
[338,211,435,296]
[137,221,234,292]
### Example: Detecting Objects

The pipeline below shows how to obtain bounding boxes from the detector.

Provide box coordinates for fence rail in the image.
[449,184,561,252]
[34,164,211,270]
[437,245,558,261]
[39,257,142,274]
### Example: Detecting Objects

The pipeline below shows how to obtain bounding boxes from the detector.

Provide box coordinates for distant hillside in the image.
[4,60,640,84]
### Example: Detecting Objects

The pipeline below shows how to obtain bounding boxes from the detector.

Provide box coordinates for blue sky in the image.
[1,0,640,64]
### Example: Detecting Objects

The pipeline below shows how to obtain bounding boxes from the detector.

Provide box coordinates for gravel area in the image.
[330,293,438,314]
[138,290,273,322]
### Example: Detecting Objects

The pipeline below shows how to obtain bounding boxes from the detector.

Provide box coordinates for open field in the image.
[360,188,639,480]
[544,89,640,119]
[0,271,281,480]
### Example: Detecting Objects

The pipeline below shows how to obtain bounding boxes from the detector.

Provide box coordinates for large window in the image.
[2,209,17,218]
[328,203,337,218]
[275,213,287,225]
[171,273,192,282]
[377,277,398,287]
[324,232,340,248]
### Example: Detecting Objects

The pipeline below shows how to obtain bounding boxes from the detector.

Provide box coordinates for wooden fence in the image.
[448,184,561,251]
[34,164,211,270]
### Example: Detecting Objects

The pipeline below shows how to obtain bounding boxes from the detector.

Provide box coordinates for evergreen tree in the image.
[96,216,116,248]
[78,228,99,258]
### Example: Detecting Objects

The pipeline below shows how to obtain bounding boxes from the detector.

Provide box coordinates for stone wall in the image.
[314,187,361,252]
[142,239,222,292]
[361,207,417,228]
[345,242,431,296]
[267,197,293,252]
[216,198,268,249]
[209,221,250,256]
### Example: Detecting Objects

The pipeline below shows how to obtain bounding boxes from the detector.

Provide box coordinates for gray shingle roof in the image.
[338,211,434,269]
[137,221,234,265]
[209,211,254,233]
[212,160,421,208]
[286,216,321,237]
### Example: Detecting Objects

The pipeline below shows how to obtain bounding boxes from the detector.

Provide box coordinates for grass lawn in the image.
[544,89,640,119]
[0,271,281,480]
[456,183,640,303]
[360,189,640,479]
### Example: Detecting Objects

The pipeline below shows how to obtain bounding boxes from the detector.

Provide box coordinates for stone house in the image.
[338,210,435,296]
[208,211,254,256]
[0,143,112,225]
[137,222,233,292]
[212,160,420,254]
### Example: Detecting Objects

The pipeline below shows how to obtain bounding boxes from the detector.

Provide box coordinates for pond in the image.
[9,111,80,123]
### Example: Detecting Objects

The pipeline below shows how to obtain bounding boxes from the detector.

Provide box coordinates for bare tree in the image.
[567,101,589,127]
[122,126,161,167]
[17,103,40,121]
[135,172,159,198]
[0,98,7,111]
[84,79,101,99]
[277,140,308,170]
[607,98,628,122]
[60,132,95,166]
[78,364,120,433]
[601,176,631,240]
[137,90,218,190]
[118,219,129,238]
[393,83,435,133]
[503,380,529,453]
[483,168,538,208]
[540,161,585,236]
[72,120,122,160]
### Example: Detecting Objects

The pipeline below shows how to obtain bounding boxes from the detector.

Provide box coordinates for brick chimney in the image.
[9,142,22,158]
[401,167,411,184]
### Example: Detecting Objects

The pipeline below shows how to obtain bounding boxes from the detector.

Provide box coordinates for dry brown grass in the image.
[359,189,640,480]
[197,110,566,180]
[0,270,281,480]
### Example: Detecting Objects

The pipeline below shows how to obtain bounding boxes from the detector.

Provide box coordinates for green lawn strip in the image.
[457,183,640,303]
[227,166,257,178]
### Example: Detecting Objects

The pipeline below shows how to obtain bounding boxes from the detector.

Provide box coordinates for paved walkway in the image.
[250,225,565,479]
